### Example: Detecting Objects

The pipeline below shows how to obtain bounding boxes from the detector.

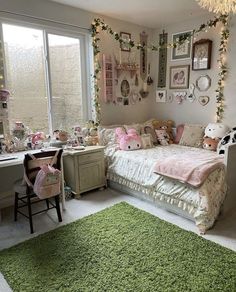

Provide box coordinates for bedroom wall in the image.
[151,15,236,128]
[0,0,155,207]
[0,0,154,126]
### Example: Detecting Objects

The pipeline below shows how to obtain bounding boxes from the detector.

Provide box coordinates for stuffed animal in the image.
[32,132,45,145]
[152,120,174,143]
[116,127,141,151]
[204,123,230,139]
[203,137,219,151]
[155,129,170,146]
[217,127,236,155]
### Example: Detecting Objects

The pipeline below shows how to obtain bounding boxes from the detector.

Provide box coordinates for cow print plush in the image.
[217,129,236,155]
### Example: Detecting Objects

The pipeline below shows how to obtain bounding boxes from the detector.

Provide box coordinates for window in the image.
[1,22,91,134]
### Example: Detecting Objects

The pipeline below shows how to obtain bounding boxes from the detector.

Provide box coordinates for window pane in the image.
[48,34,84,132]
[2,24,49,133]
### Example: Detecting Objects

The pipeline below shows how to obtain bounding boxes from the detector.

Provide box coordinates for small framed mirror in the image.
[121,79,130,97]
[196,75,211,92]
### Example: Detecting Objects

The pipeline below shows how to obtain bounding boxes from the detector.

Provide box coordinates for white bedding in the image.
[105,144,227,233]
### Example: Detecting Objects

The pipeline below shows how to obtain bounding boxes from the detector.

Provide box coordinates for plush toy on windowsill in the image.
[116,127,141,151]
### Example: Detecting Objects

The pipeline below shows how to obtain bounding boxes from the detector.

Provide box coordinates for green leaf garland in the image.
[91,14,229,124]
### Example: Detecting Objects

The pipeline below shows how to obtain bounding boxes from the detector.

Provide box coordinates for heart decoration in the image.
[198,96,209,106]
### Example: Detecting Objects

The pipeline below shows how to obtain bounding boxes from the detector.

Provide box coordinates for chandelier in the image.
[197,0,236,14]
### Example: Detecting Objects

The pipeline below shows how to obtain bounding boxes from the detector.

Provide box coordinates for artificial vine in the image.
[91,14,229,123]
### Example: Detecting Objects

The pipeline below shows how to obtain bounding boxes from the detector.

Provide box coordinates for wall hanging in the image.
[173,91,187,104]
[169,65,190,89]
[158,30,168,88]
[196,75,211,91]
[120,79,130,98]
[172,31,192,60]
[139,31,148,81]
[192,39,212,70]
[187,83,196,102]
[120,32,131,52]
[102,54,115,103]
[91,14,229,123]
[147,64,153,85]
[198,95,210,106]
[156,90,167,103]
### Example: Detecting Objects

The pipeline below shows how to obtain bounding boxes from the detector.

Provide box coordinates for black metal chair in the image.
[14,149,63,234]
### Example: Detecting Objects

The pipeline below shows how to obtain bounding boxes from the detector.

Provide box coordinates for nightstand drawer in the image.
[78,151,103,164]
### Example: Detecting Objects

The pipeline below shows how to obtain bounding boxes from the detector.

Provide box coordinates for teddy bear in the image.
[203,137,219,151]
[152,120,174,143]
[155,129,170,146]
[116,127,141,151]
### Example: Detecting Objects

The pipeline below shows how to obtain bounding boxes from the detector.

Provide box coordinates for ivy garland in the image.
[91,14,229,124]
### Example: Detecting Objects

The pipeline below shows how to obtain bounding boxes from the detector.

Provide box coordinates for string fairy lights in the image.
[91,14,229,123]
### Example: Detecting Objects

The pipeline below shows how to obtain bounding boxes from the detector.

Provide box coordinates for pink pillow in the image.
[116,127,142,151]
[175,124,184,144]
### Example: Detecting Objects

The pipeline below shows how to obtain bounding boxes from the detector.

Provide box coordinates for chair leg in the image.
[27,195,34,234]
[55,195,62,222]
[14,192,18,221]
[46,199,50,210]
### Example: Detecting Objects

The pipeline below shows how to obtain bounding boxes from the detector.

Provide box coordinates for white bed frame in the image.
[109,143,236,222]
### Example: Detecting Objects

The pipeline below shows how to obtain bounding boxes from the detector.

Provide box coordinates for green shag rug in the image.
[0,202,236,292]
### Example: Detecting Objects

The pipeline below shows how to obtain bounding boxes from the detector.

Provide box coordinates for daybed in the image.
[99,123,236,233]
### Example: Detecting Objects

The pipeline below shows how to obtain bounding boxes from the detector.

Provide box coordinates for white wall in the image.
[0,0,154,126]
[151,15,236,128]
[0,0,154,206]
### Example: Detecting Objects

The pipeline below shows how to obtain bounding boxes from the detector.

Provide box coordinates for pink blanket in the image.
[153,152,224,187]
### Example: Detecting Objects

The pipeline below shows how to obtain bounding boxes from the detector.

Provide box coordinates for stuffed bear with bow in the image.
[116,127,141,151]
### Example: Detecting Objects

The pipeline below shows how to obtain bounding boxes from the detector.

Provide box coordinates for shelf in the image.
[115,63,139,78]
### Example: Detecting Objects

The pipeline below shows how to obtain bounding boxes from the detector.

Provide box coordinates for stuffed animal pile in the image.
[116,127,141,151]
[203,123,229,152]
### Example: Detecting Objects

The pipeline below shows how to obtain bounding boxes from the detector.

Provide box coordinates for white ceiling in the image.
[49,0,210,28]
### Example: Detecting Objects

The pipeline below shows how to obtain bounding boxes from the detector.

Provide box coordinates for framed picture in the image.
[156,90,166,102]
[120,32,131,52]
[172,31,192,60]
[173,91,187,104]
[169,65,190,89]
[192,39,212,70]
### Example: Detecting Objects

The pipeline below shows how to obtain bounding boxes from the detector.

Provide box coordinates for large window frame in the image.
[0,17,93,135]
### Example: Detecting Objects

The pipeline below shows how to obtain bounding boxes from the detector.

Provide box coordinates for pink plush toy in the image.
[116,127,141,151]
[32,132,45,145]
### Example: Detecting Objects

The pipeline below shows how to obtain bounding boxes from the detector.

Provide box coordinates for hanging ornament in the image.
[140,31,148,81]
[147,63,153,85]
[158,30,168,88]
[135,73,139,86]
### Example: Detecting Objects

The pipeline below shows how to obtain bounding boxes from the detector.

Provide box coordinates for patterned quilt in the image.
[105,144,227,233]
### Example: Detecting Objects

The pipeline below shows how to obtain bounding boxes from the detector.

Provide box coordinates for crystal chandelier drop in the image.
[197,0,236,14]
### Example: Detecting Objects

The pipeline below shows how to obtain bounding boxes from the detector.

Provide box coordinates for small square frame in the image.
[169,65,190,89]
[172,31,192,60]
[156,90,167,102]
[120,32,131,52]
